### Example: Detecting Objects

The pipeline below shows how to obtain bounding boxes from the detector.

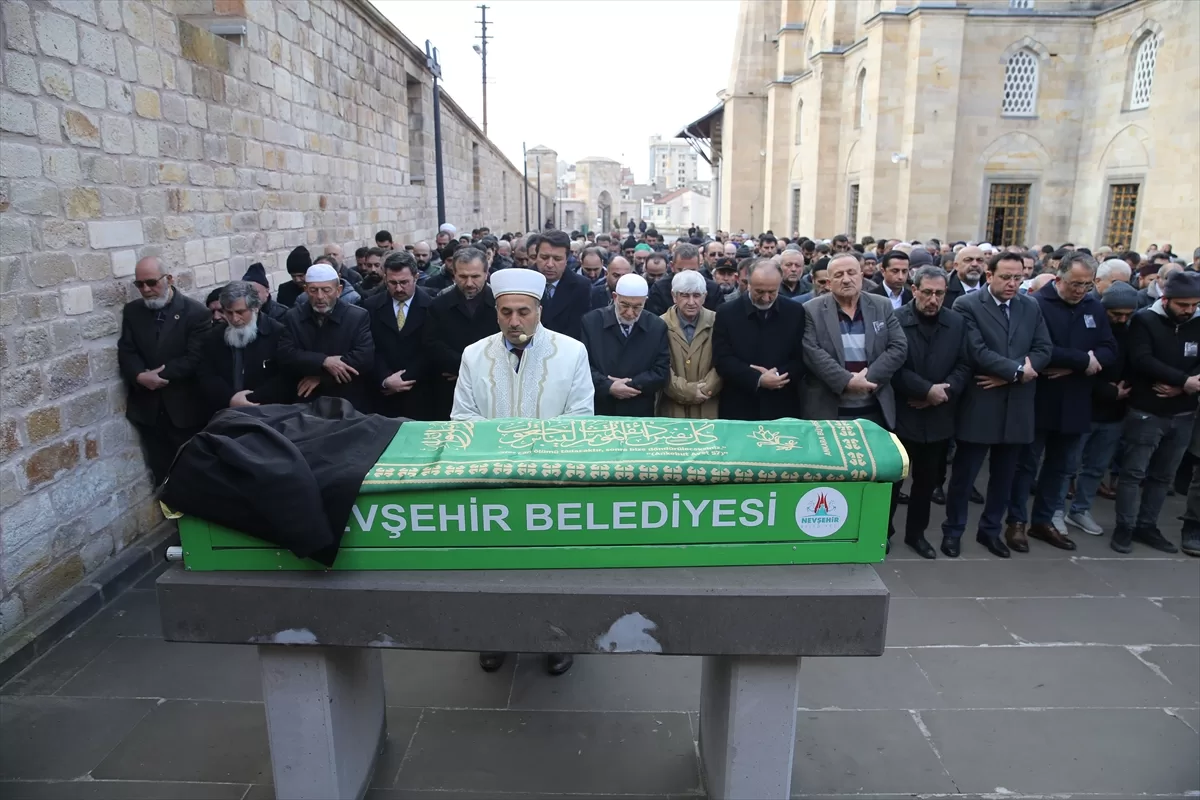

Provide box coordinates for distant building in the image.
[679,0,1198,249]
[641,188,712,235]
[649,135,699,191]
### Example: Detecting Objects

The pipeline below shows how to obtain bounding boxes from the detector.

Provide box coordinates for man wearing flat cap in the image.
[581,273,670,418]
[278,263,375,412]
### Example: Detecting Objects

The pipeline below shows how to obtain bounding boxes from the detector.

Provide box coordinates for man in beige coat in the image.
[659,270,722,418]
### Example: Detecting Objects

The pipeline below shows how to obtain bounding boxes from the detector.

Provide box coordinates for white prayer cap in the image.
[439,223,457,235]
[305,264,339,283]
[491,268,547,299]
[615,273,649,298]
[979,242,996,253]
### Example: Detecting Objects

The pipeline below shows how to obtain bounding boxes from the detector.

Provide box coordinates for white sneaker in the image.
[1052,509,1069,536]
[1065,511,1104,536]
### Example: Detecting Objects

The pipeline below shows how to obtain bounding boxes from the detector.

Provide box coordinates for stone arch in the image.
[790,151,804,183]
[1097,124,1153,171]
[845,140,861,177]
[998,36,1050,64]
[978,131,1050,172]
[1124,18,1164,56]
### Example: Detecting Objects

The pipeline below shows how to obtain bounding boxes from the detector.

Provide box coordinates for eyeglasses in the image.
[132,278,163,289]
[994,274,1023,283]
[916,288,947,297]
[1063,280,1094,291]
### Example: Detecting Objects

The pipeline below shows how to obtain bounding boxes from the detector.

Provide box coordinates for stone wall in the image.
[0,0,553,636]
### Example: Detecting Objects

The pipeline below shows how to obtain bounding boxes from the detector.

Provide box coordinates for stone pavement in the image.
[1,486,1197,800]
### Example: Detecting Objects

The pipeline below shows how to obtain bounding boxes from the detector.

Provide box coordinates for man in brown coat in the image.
[658,270,722,418]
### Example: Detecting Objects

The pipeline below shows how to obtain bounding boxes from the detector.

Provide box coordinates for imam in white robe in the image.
[451,324,595,420]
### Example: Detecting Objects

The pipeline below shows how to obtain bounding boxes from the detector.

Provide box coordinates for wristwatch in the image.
[1013,366,1024,383]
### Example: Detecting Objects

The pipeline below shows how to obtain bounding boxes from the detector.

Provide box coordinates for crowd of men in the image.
[119,222,1200,573]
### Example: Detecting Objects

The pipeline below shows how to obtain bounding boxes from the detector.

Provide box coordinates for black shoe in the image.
[940,537,960,558]
[479,652,507,672]
[1181,529,1200,557]
[931,486,946,505]
[976,533,1011,559]
[1110,525,1134,554]
[545,654,574,676]
[906,537,937,559]
[969,487,985,504]
[1133,526,1180,554]
[897,491,909,505]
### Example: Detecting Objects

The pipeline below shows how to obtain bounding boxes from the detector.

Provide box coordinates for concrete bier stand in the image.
[158,417,900,798]
[157,564,889,800]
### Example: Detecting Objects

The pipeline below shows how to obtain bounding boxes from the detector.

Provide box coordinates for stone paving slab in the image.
[1,487,1197,799]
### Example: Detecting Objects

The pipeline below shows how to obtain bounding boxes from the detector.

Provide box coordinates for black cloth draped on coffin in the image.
[161,398,403,566]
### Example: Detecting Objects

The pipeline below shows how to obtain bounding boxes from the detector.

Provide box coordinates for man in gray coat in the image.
[801,253,907,429]
[940,252,1053,559]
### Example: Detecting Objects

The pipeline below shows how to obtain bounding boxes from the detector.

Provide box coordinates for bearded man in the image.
[117,256,211,484]
[198,281,291,412]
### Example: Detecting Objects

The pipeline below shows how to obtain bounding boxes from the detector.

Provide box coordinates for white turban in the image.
[439,223,457,235]
[304,264,339,283]
[615,273,649,298]
[491,268,547,299]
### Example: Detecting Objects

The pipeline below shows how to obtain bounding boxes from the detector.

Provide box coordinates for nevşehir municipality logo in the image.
[794,487,848,538]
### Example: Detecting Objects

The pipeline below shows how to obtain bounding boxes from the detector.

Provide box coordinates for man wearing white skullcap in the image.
[278,260,374,411]
[579,271,670,418]
[451,264,594,679]
[439,223,457,236]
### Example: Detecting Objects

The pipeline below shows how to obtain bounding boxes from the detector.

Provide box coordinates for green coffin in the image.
[176,417,907,570]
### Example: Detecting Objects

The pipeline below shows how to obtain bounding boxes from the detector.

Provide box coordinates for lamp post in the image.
[474,5,489,137]
[522,142,529,233]
[536,155,542,231]
[425,40,446,226]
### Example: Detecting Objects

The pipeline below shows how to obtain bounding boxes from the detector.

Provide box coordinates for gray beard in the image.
[224,316,259,349]
[143,290,171,310]
[752,300,775,311]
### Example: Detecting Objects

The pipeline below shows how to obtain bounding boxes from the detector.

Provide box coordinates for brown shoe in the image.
[1005,522,1029,553]
[1029,522,1077,551]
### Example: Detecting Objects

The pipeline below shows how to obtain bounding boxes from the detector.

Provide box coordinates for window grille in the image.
[1130,35,1159,110]
[1002,49,1039,116]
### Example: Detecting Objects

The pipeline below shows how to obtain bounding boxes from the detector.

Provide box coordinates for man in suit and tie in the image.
[941,252,1053,558]
[801,253,908,428]
[580,273,670,417]
[365,251,435,419]
[117,256,212,485]
[868,250,913,309]
[535,229,591,341]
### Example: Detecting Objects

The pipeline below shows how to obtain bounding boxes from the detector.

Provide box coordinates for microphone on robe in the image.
[517,333,529,343]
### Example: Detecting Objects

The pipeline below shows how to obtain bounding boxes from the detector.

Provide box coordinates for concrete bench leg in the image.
[258,646,387,800]
[699,655,801,800]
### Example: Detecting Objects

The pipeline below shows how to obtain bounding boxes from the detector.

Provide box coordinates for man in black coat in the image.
[942,245,987,309]
[889,266,971,558]
[365,251,436,420]
[645,243,724,315]
[276,246,311,307]
[278,264,375,412]
[1005,254,1116,554]
[421,247,499,419]
[589,257,631,310]
[117,256,211,485]
[535,229,591,341]
[712,259,805,421]
[198,281,292,414]
[580,273,670,417]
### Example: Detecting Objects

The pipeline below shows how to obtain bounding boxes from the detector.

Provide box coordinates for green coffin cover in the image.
[361,417,909,492]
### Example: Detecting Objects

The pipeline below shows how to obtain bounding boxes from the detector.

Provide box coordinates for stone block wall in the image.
[0,0,553,636]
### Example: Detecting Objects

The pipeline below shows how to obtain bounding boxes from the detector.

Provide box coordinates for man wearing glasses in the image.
[117,257,212,486]
[1004,253,1116,555]
[940,252,1052,559]
[888,265,971,558]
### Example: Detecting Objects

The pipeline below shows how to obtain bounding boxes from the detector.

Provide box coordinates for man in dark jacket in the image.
[117,256,211,484]
[1004,254,1117,554]
[198,281,291,413]
[535,229,591,341]
[421,247,499,419]
[365,252,436,420]
[713,260,805,421]
[888,266,971,558]
[590,257,631,310]
[1066,282,1138,536]
[276,246,311,307]
[941,252,1053,559]
[645,243,724,315]
[580,273,670,417]
[241,262,287,321]
[942,245,987,309]
[868,250,914,309]
[1112,270,1200,554]
[278,264,375,412]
